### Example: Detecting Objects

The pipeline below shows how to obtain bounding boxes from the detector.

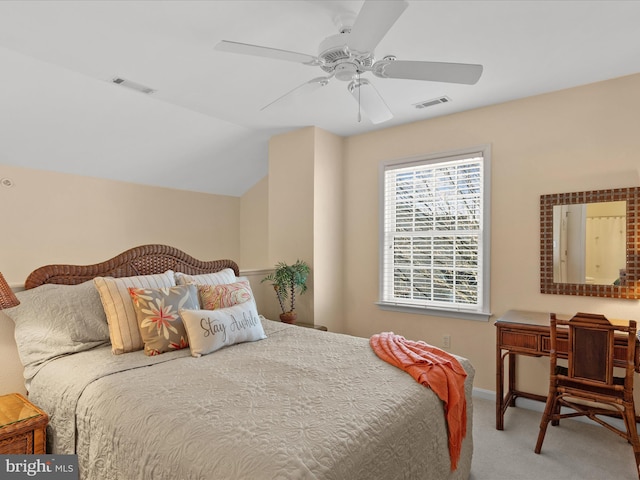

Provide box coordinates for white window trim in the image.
[378,145,492,322]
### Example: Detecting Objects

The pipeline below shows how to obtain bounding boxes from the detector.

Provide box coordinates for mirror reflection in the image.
[540,186,639,299]
[553,201,626,285]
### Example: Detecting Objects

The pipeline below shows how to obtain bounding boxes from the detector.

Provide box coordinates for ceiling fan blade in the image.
[215,40,318,65]
[348,79,393,124]
[373,59,483,85]
[348,0,409,54]
[261,77,331,111]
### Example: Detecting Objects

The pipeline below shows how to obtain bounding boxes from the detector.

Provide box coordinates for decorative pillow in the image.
[5,281,110,386]
[198,280,252,310]
[129,284,198,356]
[181,300,266,357]
[94,271,175,354]
[175,268,236,286]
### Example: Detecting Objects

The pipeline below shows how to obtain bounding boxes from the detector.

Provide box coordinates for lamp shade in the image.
[0,272,19,309]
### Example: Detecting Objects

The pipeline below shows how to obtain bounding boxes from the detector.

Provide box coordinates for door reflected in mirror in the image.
[553,201,626,285]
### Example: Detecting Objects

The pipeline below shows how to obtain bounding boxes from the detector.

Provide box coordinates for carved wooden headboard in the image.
[24,244,239,289]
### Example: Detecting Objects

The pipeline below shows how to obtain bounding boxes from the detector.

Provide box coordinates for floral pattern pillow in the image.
[198,281,253,310]
[129,284,198,356]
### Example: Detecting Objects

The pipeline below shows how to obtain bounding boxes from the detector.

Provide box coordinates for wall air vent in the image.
[111,77,156,95]
[413,96,451,109]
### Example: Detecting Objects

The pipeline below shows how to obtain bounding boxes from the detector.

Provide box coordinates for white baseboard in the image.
[472,387,495,401]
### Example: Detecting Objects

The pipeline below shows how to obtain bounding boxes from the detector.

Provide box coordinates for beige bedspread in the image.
[29,318,474,480]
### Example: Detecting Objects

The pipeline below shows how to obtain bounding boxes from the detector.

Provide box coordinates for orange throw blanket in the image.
[370,332,468,471]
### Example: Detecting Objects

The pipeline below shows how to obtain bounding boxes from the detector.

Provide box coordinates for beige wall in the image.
[266,128,316,325]
[263,127,345,331]
[312,128,345,333]
[268,127,315,267]
[239,175,285,321]
[0,164,241,395]
[241,127,344,331]
[341,73,640,397]
[0,165,241,278]
[240,176,269,270]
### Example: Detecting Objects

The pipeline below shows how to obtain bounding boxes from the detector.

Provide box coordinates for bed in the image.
[8,244,475,480]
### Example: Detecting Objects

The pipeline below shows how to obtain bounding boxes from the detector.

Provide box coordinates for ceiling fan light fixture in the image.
[348,79,392,124]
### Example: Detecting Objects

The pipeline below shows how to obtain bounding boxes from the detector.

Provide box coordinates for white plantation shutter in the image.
[380,148,490,318]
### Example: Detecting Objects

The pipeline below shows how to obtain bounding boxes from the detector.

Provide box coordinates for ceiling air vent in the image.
[111,77,156,95]
[414,96,451,109]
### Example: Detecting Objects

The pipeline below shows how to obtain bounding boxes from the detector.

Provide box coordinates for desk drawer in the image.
[540,336,568,355]
[541,335,632,368]
[499,329,540,354]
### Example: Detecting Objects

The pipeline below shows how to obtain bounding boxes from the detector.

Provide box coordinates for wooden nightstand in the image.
[0,393,48,454]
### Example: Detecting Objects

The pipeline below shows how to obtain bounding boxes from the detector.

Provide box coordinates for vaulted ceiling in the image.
[1,1,639,196]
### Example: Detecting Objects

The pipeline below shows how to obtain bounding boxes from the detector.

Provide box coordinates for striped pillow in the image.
[175,268,236,286]
[94,271,175,354]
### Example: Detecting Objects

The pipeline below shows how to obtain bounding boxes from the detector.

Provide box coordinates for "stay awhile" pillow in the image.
[180,300,266,357]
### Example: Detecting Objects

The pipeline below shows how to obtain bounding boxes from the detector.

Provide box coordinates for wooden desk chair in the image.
[534,312,640,478]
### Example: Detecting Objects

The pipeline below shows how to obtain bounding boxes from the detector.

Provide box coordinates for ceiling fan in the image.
[215,0,483,124]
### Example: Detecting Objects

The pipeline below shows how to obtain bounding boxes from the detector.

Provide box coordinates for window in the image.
[379,146,491,321]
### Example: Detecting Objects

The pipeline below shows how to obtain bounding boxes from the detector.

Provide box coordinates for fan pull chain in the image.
[357,73,362,123]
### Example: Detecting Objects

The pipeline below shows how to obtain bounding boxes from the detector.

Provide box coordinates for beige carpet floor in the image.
[470,396,638,479]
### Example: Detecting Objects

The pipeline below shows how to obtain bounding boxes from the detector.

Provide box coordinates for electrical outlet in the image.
[442,334,451,348]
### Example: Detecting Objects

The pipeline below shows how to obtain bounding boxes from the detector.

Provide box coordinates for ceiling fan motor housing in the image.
[318,32,374,80]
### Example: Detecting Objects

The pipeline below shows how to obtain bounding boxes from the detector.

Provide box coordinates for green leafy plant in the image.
[262,260,310,314]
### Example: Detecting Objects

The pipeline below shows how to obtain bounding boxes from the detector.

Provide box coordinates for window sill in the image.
[376,301,491,322]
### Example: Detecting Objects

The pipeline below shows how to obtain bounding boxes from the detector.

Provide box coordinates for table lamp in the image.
[0,272,19,309]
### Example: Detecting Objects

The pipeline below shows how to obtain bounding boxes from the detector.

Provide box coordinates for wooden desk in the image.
[495,310,639,430]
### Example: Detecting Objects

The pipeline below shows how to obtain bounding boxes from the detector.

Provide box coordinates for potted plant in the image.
[262,260,310,324]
